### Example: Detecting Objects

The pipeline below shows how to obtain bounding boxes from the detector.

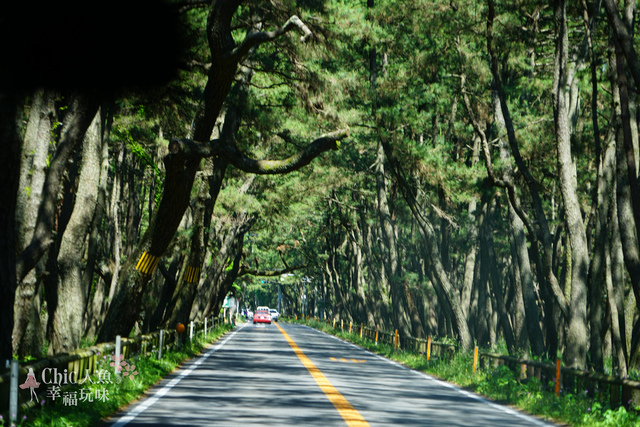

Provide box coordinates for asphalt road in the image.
[106,321,556,426]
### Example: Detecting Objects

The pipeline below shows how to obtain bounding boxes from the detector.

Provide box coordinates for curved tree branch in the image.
[169,128,349,175]
[228,15,312,62]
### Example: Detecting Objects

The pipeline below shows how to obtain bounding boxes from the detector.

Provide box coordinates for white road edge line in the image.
[299,324,555,427]
[110,323,246,427]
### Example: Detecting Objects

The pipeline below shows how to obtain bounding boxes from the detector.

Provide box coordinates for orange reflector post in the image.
[341,319,343,331]
[555,359,561,397]
[360,323,363,338]
[394,329,398,350]
[427,336,431,361]
[375,325,379,345]
[473,346,478,373]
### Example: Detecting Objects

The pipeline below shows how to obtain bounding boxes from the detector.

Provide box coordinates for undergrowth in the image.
[291,317,640,427]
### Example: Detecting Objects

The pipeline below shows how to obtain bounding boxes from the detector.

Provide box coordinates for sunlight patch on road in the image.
[275,323,370,427]
[329,357,366,363]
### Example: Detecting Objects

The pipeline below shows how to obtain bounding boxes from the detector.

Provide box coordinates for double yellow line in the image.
[274,323,369,426]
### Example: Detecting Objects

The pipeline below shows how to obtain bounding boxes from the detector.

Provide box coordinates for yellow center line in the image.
[275,322,370,427]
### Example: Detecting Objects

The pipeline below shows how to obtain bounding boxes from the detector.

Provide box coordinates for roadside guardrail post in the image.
[158,330,164,359]
[115,335,121,377]
[9,359,18,426]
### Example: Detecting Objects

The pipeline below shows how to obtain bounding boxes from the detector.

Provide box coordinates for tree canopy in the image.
[2,0,640,376]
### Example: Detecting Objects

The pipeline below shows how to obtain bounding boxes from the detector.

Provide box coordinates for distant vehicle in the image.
[269,309,280,321]
[253,309,271,324]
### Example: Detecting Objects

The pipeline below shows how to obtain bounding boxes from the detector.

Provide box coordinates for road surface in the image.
[106,321,555,426]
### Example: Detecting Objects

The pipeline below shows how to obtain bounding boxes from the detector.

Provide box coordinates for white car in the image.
[269,309,280,322]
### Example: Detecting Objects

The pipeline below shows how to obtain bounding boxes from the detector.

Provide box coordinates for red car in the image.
[253,310,272,324]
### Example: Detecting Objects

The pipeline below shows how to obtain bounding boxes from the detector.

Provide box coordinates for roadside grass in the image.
[290,317,640,427]
[7,325,233,427]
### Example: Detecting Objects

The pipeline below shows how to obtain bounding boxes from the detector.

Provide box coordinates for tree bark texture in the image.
[553,0,589,369]
[375,140,412,337]
[12,90,55,356]
[379,135,473,351]
[17,93,100,283]
[51,111,104,353]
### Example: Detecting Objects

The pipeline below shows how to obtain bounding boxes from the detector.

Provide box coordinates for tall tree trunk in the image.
[349,217,370,325]
[607,196,628,376]
[97,1,240,341]
[360,208,390,327]
[612,34,640,321]
[375,140,412,337]
[589,128,616,371]
[106,144,124,305]
[610,181,630,374]
[83,106,112,337]
[486,0,568,324]
[509,202,547,357]
[379,136,473,351]
[461,133,482,319]
[17,93,100,282]
[166,176,207,327]
[491,84,546,357]
[148,248,182,331]
[553,0,589,369]
[51,111,103,353]
[98,5,326,340]
[483,196,517,355]
[13,90,55,357]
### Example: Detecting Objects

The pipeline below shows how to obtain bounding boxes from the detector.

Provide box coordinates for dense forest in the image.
[1,0,640,376]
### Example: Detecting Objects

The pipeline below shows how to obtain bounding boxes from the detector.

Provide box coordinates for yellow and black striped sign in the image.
[184,266,200,284]
[135,251,160,275]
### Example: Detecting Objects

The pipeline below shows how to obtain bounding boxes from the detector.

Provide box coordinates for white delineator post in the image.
[204,317,208,337]
[9,360,18,425]
[158,330,164,359]
[190,321,194,341]
[115,335,121,377]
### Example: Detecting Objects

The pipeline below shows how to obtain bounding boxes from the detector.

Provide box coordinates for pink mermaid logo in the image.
[19,367,41,402]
